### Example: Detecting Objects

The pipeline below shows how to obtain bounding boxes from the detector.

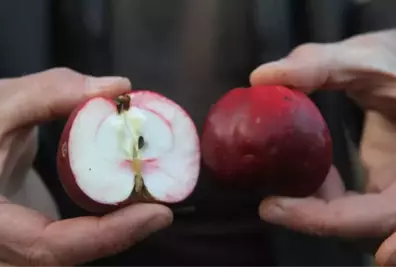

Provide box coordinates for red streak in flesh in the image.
[120,158,158,174]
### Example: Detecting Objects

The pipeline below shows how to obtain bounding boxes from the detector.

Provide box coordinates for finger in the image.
[39,203,173,266]
[250,43,346,93]
[0,68,131,130]
[376,231,396,266]
[259,187,396,238]
[314,165,346,201]
[249,38,384,95]
[250,29,396,93]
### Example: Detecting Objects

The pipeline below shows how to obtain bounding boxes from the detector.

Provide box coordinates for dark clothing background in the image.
[0,0,395,265]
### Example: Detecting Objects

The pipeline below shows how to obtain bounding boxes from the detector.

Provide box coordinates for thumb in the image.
[259,166,396,238]
[249,42,356,93]
[0,68,131,130]
[259,192,396,238]
[43,203,173,266]
[376,231,396,266]
[250,30,396,93]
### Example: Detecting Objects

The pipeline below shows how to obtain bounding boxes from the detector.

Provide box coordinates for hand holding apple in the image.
[0,68,173,266]
[250,29,396,266]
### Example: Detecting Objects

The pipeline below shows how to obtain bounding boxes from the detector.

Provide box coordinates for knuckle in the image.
[39,67,86,93]
[44,67,84,84]
[47,67,76,77]
[289,43,323,58]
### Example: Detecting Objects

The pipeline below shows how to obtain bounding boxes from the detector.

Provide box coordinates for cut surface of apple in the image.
[57,91,200,212]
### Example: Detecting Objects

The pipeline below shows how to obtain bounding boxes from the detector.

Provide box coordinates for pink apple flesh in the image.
[57,90,200,213]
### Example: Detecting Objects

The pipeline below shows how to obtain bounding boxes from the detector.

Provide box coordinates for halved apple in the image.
[57,90,200,213]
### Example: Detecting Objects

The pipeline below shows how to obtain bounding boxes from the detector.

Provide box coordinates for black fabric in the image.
[1,0,395,265]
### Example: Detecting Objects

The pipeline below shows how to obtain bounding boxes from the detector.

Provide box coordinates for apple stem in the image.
[115,94,131,114]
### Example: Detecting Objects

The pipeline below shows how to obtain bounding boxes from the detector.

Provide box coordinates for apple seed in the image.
[138,136,145,150]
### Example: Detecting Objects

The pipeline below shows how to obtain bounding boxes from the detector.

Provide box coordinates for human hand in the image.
[0,68,173,266]
[250,29,396,266]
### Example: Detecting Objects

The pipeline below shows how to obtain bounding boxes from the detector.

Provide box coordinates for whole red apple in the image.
[57,90,200,213]
[201,85,332,197]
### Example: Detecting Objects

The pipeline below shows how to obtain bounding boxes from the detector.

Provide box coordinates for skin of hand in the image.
[0,68,173,266]
[250,29,396,266]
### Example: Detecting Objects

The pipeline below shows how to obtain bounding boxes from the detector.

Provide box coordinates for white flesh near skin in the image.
[68,92,200,205]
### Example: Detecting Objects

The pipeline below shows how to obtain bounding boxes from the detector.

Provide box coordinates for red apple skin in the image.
[201,85,333,197]
[57,97,131,213]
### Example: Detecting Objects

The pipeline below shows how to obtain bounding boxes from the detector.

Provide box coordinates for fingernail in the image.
[250,59,288,84]
[86,76,131,93]
[253,59,287,71]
